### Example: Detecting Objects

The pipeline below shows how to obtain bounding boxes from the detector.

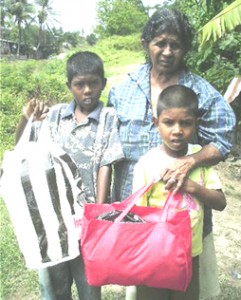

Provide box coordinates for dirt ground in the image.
[212,152,241,290]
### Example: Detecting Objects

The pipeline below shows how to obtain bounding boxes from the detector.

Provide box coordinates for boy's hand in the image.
[23,98,49,121]
[179,178,197,194]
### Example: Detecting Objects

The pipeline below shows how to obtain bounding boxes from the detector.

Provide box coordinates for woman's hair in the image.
[142,8,194,54]
[156,85,198,118]
[66,51,105,84]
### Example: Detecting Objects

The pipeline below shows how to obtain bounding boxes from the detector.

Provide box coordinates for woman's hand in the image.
[161,145,223,194]
[161,156,195,194]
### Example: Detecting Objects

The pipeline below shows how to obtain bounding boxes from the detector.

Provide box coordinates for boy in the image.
[16,51,124,300]
[132,85,226,300]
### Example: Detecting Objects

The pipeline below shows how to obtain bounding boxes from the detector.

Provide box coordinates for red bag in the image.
[81,181,192,291]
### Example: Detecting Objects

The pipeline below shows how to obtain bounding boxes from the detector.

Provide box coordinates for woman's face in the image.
[148,33,185,76]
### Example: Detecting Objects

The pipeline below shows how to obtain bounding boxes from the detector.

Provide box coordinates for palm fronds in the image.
[199,0,241,46]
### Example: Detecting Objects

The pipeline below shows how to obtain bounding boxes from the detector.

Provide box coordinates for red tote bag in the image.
[81,180,192,291]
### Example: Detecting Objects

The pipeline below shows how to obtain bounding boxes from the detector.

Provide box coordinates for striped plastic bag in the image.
[0,117,84,269]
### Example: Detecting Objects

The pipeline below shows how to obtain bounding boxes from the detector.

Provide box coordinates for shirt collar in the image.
[129,63,150,84]
[129,64,201,97]
[61,99,104,122]
[128,63,151,101]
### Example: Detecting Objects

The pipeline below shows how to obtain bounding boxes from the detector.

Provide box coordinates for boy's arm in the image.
[96,165,112,204]
[15,116,29,144]
[181,178,227,211]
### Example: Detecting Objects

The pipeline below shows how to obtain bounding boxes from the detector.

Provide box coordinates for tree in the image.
[1,0,83,58]
[199,0,241,46]
[173,0,241,94]
[95,0,148,38]
[34,0,58,59]
[86,33,98,46]
[9,0,34,56]
[0,0,12,38]
[62,31,81,48]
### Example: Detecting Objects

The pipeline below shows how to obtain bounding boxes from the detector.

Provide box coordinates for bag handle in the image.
[37,119,53,144]
[115,179,183,223]
[16,116,53,151]
[159,192,183,222]
[114,178,156,223]
[15,115,35,150]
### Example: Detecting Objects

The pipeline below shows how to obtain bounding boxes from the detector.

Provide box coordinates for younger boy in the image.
[132,85,226,300]
[17,51,124,300]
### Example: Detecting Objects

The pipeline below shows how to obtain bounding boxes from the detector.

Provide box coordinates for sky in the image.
[51,0,164,36]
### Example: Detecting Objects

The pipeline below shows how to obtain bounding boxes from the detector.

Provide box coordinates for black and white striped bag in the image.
[0,117,84,269]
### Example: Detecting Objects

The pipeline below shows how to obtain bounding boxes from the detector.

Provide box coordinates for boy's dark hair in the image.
[66,51,105,84]
[156,85,198,117]
[142,8,194,55]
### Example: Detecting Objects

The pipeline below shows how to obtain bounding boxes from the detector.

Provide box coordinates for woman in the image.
[108,8,235,300]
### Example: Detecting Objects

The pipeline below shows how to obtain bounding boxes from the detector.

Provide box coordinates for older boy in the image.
[133,85,226,300]
[17,51,124,300]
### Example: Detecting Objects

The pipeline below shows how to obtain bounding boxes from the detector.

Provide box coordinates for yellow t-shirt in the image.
[133,144,222,257]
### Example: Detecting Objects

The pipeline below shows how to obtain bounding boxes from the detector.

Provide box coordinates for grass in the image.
[0,200,39,299]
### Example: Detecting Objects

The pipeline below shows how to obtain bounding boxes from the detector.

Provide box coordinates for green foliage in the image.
[199,0,241,46]
[86,33,98,46]
[95,0,148,38]
[6,0,35,55]
[187,32,241,93]
[174,0,241,93]
[1,0,84,59]
[0,0,150,59]
[34,0,60,59]
[0,57,71,161]
[0,58,69,100]
[93,34,143,64]
[62,31,82,48]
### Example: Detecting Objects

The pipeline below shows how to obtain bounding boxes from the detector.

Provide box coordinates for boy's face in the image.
[68,74,106,114]
[154,107,197,157]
